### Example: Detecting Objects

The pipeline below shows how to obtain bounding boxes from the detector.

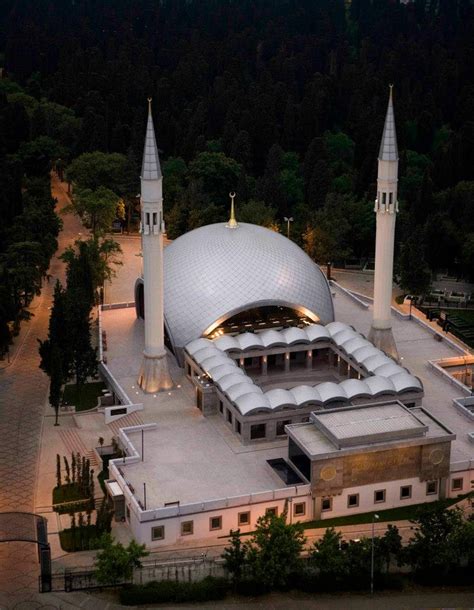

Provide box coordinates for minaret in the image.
[368,86,400,361]
[137,99,173,392]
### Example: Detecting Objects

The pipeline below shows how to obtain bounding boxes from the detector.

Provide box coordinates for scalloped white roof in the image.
[164,222,335,351]
[186,320,424,416]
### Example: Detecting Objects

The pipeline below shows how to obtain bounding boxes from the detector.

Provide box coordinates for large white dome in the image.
[158,222,334,354]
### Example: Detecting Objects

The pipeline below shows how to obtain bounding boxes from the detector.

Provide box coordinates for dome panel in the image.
[163,223,334,353]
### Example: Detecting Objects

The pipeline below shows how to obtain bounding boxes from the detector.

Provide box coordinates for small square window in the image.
[152,525,164,541]
[250,423,266,440]
[209,516,222,531]
[294,502,306,517]
[238,511,251,526]
[374,489,386,504]
[266,507,278,517]
[347,494,359,508]
[400,485,412,500]
[426,481,438,495]
[181,521,193,536]
[452,478,463,492]
[321,497,332,512]
[276,419,291,436]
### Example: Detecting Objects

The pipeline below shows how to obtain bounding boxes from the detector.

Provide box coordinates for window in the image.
[294,502,306,517]
[301,417,310,423]
[374,489,386,504]
[219,400,223,414]
[452,478,463,492]
[321,497,332,512]
[146,212,150,226]
[151,525,164,541]
[250,423,266,440]
[181,521,193,536]
[236,420,241,434]
[152,212,157,226]
[389,192,393,207]
[400,485,412,500]
[238,511,251,526]
[276,419,291,436]
[226,409,232,424]
[126,506,130,520]
[209,516,222,531]
[426,481,438,495]
[186,364,191,376]
[382,192,387,208]
[347,493,359,508]
[266,507,278,516]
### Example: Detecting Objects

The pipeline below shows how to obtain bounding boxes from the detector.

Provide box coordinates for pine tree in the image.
[64,456,70,484]
[71,452,76,484]
[49,344,63,426]
[56,454,62,488]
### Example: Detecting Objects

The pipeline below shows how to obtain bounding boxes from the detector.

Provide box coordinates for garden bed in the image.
[62,381,106,412]
[53,483,94,513]
[59,524,99,552]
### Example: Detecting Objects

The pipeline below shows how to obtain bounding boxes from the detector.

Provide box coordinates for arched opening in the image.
[204,305,318,340]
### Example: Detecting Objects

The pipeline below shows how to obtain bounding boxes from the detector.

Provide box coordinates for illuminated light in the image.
[168,392,172,395]
[132,385,135,389]
[153,394,157,398]
[135,391,139,395]
[177,384,181,388]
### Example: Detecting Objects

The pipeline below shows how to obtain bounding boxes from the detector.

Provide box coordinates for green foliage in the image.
[17,136,65,176]
[397,228,431,296]
[404,502,466,580]
[237,199,275,227]
[188,151,242,205]
[94,534,148,585]
[68,186,119,237]
[119,577,228,605]
[67,151,134,195]
[246,509,306,590]
[222,529,247,583]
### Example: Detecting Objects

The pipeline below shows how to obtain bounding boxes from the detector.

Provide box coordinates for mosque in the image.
[100,89,472,549]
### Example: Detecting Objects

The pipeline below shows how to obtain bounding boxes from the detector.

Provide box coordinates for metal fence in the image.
[45,556,227,592]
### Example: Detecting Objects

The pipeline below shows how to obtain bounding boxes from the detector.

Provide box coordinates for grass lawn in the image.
[59,524,99,552]
[451,310,474,325]
[62,381,106,412]
[53,483,93,513]
[303,497,464,530]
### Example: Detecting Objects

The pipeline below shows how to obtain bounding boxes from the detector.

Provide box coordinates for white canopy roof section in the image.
[266,388,297,410]
[186,320,424,416]
[234,392,271,416]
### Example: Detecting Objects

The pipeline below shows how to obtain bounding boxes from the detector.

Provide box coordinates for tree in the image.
[222,529,248,584]
[49,344,63,426]
[68,186,119,237]
[397,228,431,296]
[238,199,276,227]
[66,152,132,195]
[379,524,402,573]
[94,534,148,585]
[310,527,348,585]
[245,507,306,590]
[188,151,241,205]
[404,502,465,581]
[56,454,62,488]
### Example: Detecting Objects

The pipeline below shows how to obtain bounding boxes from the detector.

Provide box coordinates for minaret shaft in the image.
[368,87,399,361]
[138,101,173,392]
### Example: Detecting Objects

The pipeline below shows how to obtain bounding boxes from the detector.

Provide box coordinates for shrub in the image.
[235,578,268,597]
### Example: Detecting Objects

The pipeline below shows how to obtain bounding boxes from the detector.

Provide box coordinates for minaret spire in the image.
[141,97,162,180]
[137,98,173,392]
[226,192,239,229]
[368,86,400,361]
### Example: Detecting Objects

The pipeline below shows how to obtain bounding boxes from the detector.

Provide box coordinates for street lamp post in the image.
[371,513,379,594]
[283,216,294,238]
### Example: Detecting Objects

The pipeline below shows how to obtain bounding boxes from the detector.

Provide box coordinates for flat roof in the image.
[311,402,427,448]
[288,403,455,459]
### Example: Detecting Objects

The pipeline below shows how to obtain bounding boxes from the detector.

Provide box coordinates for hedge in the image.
[119,576,228,605]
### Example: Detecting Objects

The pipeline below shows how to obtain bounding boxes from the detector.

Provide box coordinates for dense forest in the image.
[0,1,473,349]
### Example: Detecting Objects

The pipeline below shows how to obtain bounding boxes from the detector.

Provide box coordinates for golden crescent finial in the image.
[226,192,238,229]
[147,97,152,112]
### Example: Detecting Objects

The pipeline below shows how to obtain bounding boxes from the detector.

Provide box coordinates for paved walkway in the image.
[0,174,85,608]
